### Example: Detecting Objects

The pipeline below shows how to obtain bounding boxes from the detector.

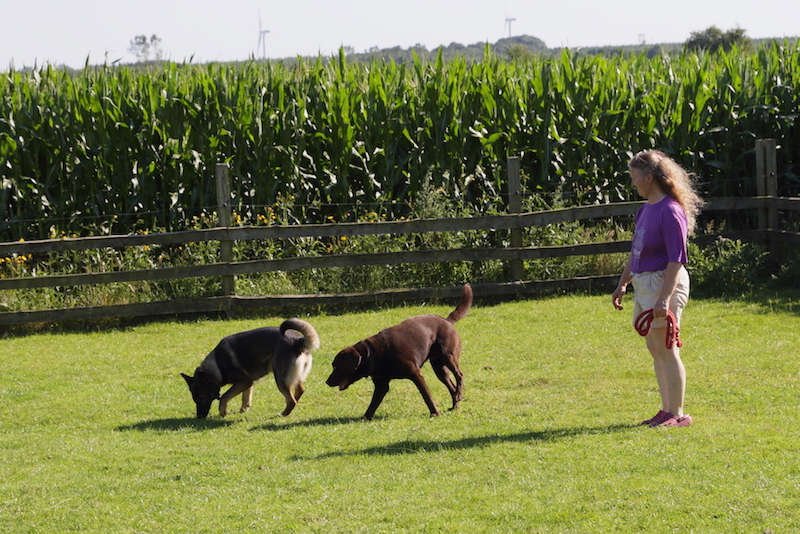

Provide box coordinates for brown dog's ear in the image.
[340,347,362,373]
[181,372,194,387]
[357,341,372,361]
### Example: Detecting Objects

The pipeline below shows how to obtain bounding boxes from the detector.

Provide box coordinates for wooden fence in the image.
[0,146,797,326]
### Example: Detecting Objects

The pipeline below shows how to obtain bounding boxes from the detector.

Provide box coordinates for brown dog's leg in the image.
[431,357,464,410]
[363,380,391,420]
[431,362,463,410]
[449,366,464,410]
[431,362,457,394]
[408,370,441,417]
[219,382,253,416]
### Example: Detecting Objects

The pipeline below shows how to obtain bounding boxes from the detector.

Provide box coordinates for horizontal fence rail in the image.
[0,196,777,257]
[0,197,798,326]
[0,201,647,255]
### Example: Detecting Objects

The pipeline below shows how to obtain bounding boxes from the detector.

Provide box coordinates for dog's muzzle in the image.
[195,395,220,419]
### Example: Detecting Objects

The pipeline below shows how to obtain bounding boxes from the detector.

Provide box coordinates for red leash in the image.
[634,309,683,349]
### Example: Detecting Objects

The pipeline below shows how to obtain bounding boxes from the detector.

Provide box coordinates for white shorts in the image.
[631,267,690,329]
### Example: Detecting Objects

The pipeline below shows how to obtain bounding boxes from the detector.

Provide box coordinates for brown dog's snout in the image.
[326,349,359,390]
[325,371,346,389]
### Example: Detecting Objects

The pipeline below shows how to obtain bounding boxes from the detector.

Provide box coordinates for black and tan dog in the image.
[326,284,472,420]
[182,319,319,418]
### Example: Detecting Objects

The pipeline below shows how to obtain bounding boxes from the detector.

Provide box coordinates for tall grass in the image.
[1,294,799,532]
[1,44,799,240]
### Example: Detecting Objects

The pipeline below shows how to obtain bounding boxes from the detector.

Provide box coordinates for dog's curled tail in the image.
[446,284,473,324]
[280,318,321,351]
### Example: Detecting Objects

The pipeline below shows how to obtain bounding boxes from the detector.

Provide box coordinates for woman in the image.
[612,150,704,427]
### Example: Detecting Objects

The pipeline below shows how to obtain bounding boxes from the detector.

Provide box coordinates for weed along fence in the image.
[0,150,798,327]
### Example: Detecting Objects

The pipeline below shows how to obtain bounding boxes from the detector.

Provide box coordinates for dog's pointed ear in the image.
[181,372,194,387]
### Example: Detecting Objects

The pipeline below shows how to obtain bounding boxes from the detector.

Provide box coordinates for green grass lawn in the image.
[1,293,798,533]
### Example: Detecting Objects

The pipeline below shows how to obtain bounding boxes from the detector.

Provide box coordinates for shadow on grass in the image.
[693,288,800,317]
[291,422,638,460]
[116,417,237,432]
[118,415,362,433]
[249,416,364,432]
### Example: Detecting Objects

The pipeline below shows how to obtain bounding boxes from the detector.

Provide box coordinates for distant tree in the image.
[496,35,547,61]
[499,35,547,51]
[128,34,164,63]
[685,26,751,52]
[506,44,534,61]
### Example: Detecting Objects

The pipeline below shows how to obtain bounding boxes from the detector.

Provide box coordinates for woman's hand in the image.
[612,284,627,310]
[652,296,670,318]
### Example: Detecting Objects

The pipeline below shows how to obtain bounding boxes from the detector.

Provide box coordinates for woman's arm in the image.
[612,254,634,310]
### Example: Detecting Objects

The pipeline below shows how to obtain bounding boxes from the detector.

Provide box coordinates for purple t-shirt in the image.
[630,196,688,273]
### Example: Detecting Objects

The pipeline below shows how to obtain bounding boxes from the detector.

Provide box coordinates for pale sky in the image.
[2,0,799,69]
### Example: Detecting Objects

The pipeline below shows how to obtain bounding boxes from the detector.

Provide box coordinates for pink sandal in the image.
[640,410,669,426]
[656,414,693,427]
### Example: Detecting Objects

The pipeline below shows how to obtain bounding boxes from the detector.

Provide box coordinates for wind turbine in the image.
[257,11,270,59]
[504,17,516,39]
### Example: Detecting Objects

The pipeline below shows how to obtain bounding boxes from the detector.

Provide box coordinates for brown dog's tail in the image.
[446,284,473,324]
[280,318,321,351]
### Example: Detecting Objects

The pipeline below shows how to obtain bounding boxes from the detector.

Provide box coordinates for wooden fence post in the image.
[755,139,778,261]
[215,163,235,297]
[507,156,524,281]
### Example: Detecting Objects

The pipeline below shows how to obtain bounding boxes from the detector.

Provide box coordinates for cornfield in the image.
[1,44,798,241]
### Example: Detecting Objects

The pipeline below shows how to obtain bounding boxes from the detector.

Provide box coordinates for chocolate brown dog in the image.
[326,284,472,419]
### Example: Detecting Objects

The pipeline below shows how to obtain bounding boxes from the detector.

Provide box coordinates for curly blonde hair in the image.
[629,150,705,235]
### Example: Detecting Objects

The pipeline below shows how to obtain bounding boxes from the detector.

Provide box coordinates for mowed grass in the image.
[1,293,799,533]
